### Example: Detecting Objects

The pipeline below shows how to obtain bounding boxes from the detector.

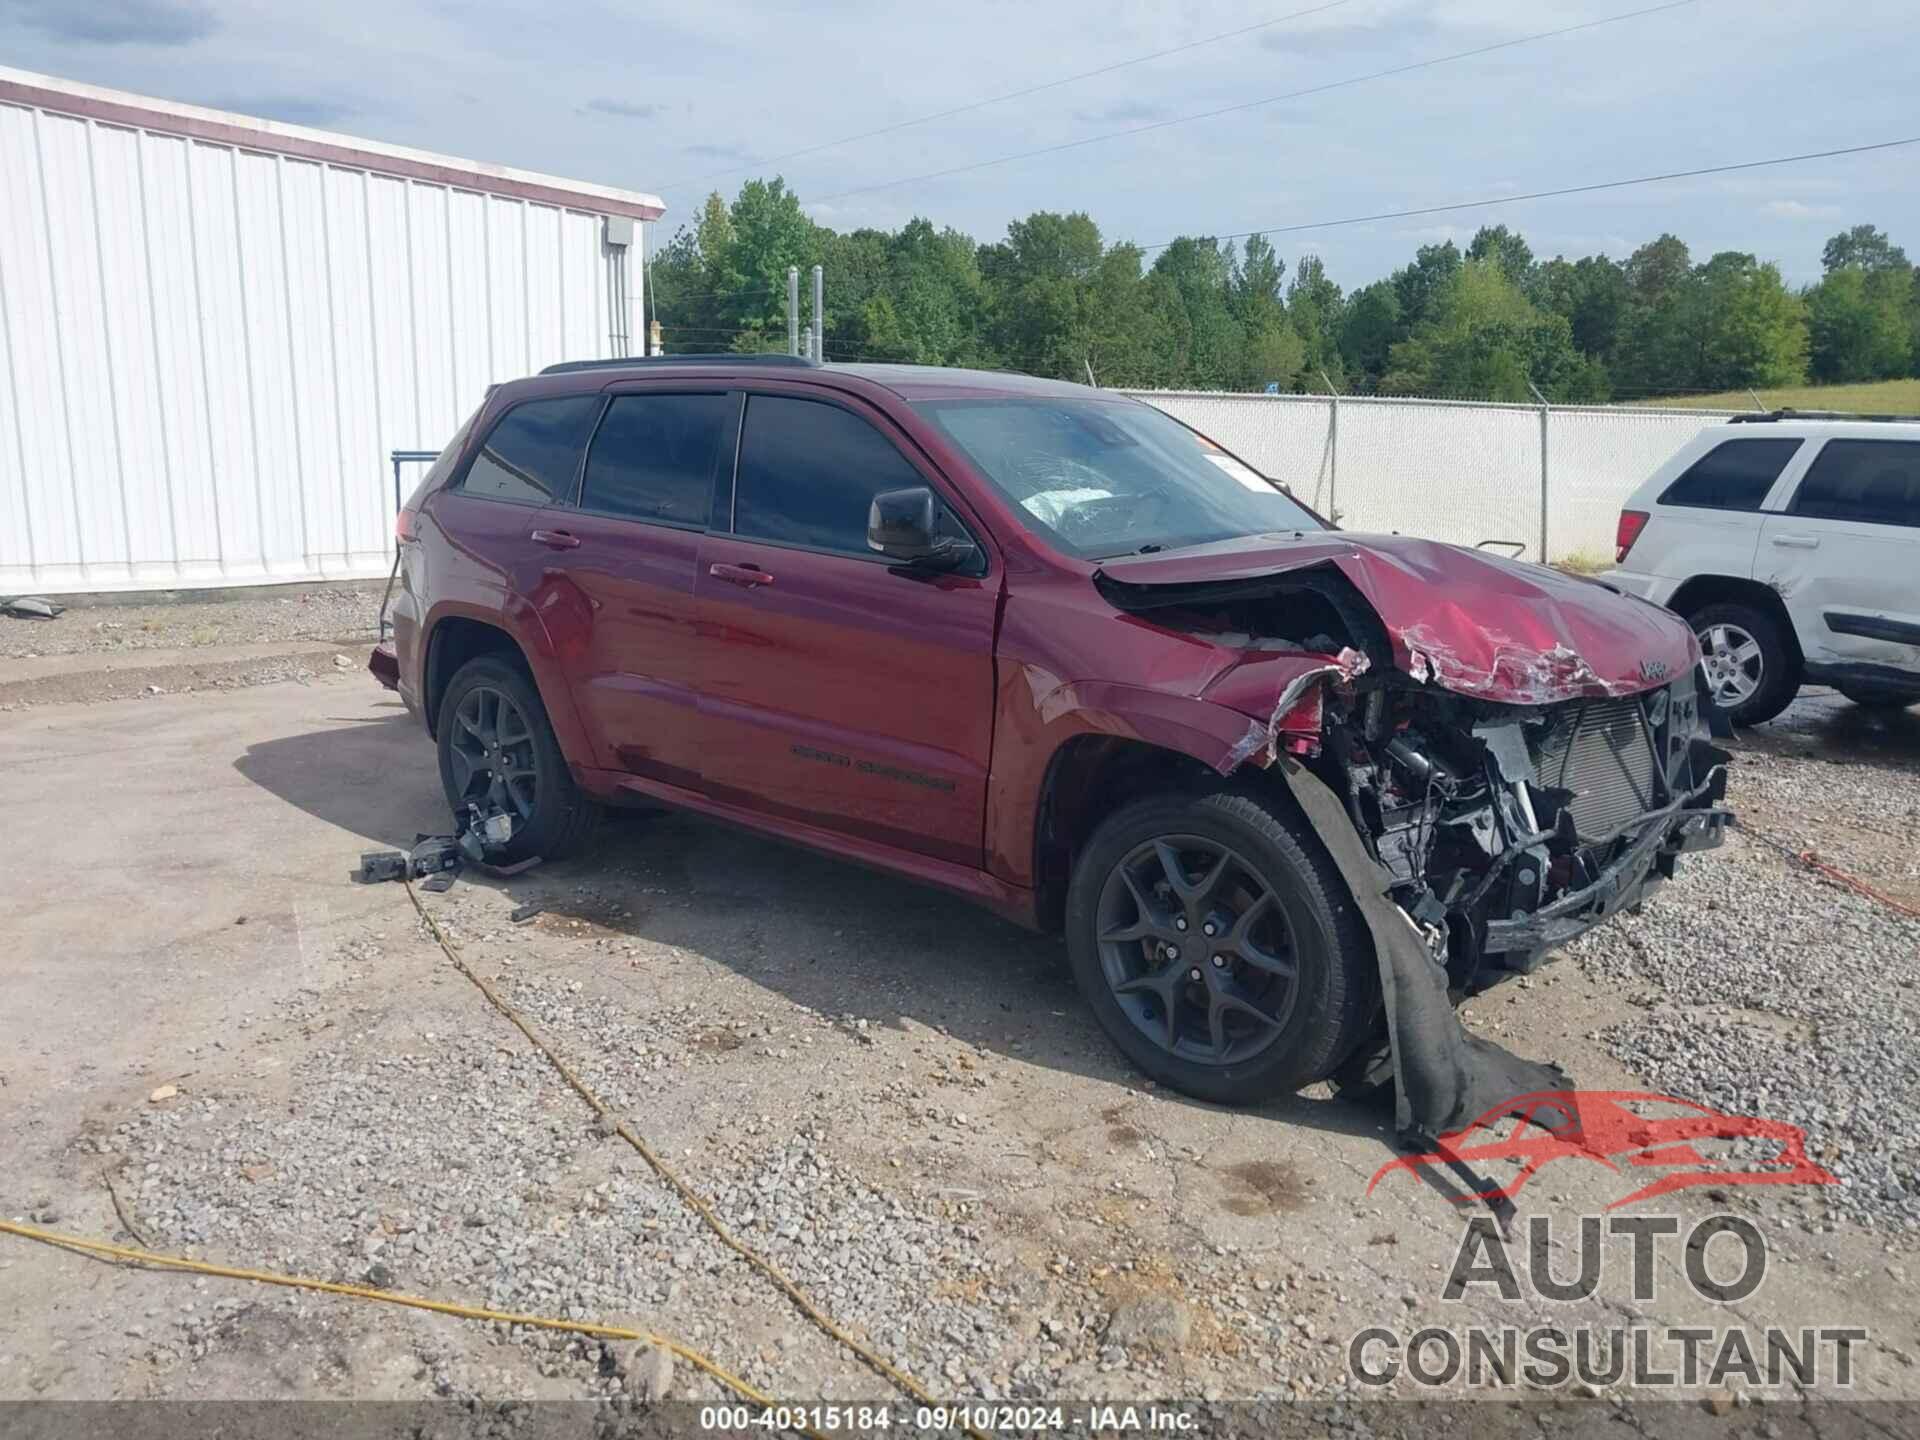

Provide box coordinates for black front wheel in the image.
[1065,787,1375,1105]
[436,655,597,863]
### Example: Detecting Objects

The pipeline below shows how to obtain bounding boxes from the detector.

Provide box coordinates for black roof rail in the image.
[538,354,820,375]
[1727,407,1920,424]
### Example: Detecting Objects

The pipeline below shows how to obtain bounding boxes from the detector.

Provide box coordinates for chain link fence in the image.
[1122,390,1744,565]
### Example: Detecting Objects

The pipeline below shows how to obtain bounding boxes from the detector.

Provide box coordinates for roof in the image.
[0,65,665,222]
[521,357,1105,401]
[832,364,1103,401]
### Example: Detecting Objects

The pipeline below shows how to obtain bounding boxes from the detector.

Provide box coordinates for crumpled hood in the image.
[1095,530,1699,704]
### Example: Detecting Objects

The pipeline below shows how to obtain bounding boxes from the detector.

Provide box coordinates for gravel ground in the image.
[1,584,384,660]
[1566,741,1920,1232]
[11,677,1920,1417]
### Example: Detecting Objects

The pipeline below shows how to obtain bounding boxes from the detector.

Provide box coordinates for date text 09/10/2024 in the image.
[698,1404,1197,1432]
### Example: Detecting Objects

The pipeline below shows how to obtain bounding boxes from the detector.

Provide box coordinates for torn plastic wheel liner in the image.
[1269,752,1569,1146]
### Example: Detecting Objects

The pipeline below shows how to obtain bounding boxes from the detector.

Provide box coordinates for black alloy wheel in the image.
[446,683,543,825]
[1095,834,1301,1066]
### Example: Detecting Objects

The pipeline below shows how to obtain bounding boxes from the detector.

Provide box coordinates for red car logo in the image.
[1367,1090,1838,1210]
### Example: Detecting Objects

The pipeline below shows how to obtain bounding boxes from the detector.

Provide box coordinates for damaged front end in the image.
[1097,551,1732,991]
[1096,548,1733,1140]
[1291,665,1730,986]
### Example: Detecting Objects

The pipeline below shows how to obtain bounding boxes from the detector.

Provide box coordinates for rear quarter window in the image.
[460,396,601,504]
[1789,439,1920,528]
[1657,438,1803,511]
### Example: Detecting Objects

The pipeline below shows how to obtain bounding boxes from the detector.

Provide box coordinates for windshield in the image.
[912,397,1323,559]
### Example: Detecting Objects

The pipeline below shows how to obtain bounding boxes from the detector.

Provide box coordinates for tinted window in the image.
[461,396,600,504]
[1657,438,1802,511]
[581,393,730,527]
[1790,440,1920,528]
[734,395,927,554]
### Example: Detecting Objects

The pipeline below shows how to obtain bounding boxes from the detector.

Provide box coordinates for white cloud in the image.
[1761,199,1843,221]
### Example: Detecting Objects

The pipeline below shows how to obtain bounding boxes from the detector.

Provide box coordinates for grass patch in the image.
[1632,378,1920,414]
[1553,549,1614,575]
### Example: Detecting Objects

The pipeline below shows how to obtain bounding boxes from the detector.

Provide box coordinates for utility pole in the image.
[811,264,825,362]
[787,266,800,357]
[1527,379,1551,564]
[1319,369,1340,525]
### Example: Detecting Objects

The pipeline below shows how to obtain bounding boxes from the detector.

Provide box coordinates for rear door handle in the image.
[709,562,773,589]
[530,528,581,550]
[1770,534,1820,549]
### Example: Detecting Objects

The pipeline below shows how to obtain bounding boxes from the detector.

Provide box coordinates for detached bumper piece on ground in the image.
[350,807,523,892]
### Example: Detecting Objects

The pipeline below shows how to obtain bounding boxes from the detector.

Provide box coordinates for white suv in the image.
[1602,414,1920,726]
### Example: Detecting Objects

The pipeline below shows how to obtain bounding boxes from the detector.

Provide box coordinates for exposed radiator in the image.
[1533,697,1657,840]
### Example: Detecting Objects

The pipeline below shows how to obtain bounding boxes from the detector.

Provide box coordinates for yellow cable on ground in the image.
[401,880,990,1440]
[0,1217,832,1440]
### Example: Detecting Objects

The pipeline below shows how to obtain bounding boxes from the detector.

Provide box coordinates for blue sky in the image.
[3,0,1914,289]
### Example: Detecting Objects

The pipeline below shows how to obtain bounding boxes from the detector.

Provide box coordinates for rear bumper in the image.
[1596,568,1680,608]
[368,641,401,692]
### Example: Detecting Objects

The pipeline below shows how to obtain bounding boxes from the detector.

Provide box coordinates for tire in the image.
[1836,685,1917,711]
[1688,601,1798,727]
[1064,786,1375,1106]
[436,655,598,863]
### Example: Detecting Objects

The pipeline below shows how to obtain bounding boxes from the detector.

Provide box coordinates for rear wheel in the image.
[1689,602,1797,727]
[1065,787,1374,1105]
[437,655,597,863]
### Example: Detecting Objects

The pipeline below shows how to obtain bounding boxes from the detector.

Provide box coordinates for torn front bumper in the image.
[1483,752,1731,962]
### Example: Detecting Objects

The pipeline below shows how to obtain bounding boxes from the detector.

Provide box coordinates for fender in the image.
[985,664,1344,889]
[421,593,595,769]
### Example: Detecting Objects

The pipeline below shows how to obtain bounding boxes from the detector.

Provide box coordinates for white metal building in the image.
[0,67,663,593]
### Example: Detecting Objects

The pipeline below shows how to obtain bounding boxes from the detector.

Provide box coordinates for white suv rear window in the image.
[1658,438,1802,511]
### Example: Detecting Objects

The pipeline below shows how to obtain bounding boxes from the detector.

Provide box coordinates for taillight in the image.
[396,507,417,543]
[1615,509,1649,563]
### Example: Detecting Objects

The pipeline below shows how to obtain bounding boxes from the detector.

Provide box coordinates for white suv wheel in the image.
[1698,622,1765,707]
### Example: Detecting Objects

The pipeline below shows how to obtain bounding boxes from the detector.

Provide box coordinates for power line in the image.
[1132,136,1920,252]
[812,0,1695,205]
[660,1,1353,194]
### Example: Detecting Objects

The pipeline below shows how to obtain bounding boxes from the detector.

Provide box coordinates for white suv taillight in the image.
[1615,509,1649,563]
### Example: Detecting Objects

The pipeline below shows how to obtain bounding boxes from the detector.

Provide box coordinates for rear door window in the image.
[1788,440,1920,528]
[580,393,731,528]
[1657,438,1803,511]
[460,396,601,504]
[733,394,928,555]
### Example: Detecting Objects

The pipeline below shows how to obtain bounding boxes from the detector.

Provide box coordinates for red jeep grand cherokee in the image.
[373,356,1729,1104]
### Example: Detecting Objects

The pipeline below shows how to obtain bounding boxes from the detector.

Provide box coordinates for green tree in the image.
[1822,224,1909,274]
[1150,237,1238,388]
[1381,258,1604,402]
[1531,255,1627,360]
[1391,241,1461,333]
[1614,234,1698,395]
[1337,280,1400,386]
[1286,255,1344,385]
[1467,224,1535,288]
[1807,266,1914,381]
[1691,251,1808,390]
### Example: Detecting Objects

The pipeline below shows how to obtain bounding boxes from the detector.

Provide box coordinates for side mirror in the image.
[867,486,977,572]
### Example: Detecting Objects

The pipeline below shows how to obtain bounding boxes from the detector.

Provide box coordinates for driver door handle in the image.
[1770,534,1820,549]
[710,562,774,589]
[530,528,581,550]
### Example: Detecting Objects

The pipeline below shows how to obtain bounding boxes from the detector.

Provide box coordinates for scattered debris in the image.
[1,595,65,620]
[147,1084,177,1104]
[508,901,545,924]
